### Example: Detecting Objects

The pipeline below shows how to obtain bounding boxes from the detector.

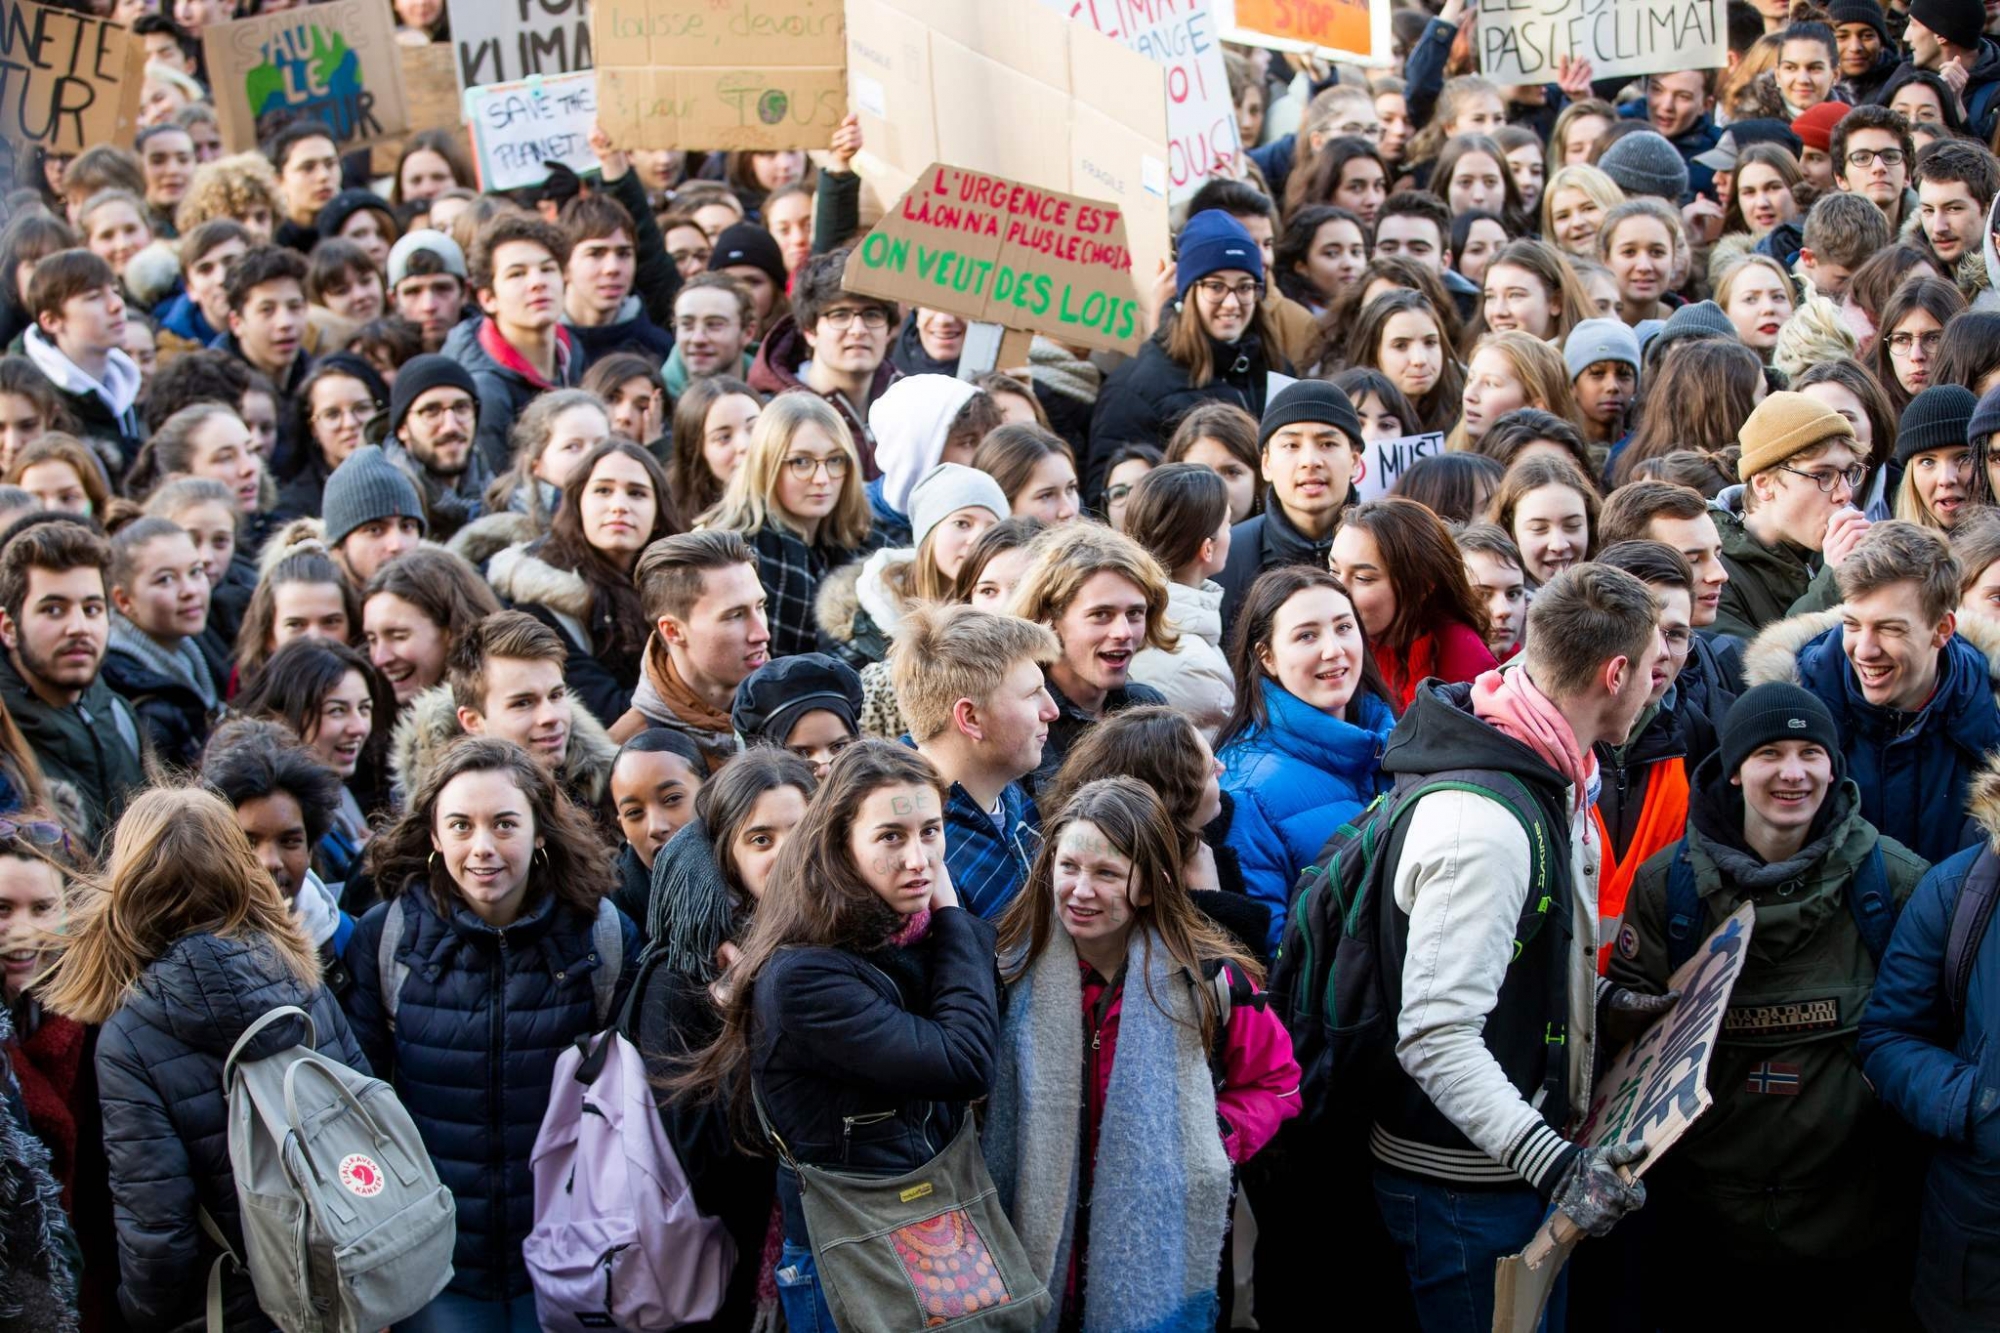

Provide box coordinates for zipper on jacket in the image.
[491,930,509,1290]
[840,1109,896,1164]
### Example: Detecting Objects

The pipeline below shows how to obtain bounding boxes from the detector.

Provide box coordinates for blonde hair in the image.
[1540,164,1625,241]
[1713,252,1798,342]
[174,152,283,237]
[1446,330,1584,452]
[39,786,319,1025]
[1771,293,1856,380]
[889,603,1060,742]
[1006,523,1179,655]
[701,394,870,550]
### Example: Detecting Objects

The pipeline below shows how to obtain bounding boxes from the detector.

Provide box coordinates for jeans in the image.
[776,1239,836,1333]
[395,1291,540,1333]
[1373,1166,1567,1333]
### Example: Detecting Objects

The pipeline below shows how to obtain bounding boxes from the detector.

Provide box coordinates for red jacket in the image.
[1373,621,1497,709]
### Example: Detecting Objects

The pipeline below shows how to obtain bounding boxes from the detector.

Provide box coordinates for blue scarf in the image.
[983,928,1231,1332]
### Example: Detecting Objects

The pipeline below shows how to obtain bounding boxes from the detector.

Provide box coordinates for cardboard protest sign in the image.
[1477,0,1728,85]
[449,0,591,94]
[372,42,465,178]
[592,0,844,150]
[844,0,1173,300]
[204,0,410,153]
[1491,902,1754,1333]
[1038,0,1239,204]
[466,70,601,192]
[846,164,1145,355]
[1352,431,1445,501]
[0,1,147,158]
[1218,0,1390,64]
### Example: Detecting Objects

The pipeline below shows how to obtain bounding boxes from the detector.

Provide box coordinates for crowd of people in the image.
[17,0,2000,1329]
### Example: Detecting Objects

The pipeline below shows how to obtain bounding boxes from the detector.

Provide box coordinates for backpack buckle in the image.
[1545,1022,1566,1046]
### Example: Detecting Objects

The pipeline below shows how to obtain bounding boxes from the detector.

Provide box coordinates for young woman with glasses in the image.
[276,354,388,519]
[1091,210,1290,455]
[703,394,878,659]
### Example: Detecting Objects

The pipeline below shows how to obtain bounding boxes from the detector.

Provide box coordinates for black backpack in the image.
[1267,768,1556,1129]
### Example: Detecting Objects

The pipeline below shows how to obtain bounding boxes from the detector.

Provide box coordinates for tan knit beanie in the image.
[1735,391,1856,481]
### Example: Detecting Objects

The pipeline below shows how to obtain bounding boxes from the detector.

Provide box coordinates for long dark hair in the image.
[668,375,758,517]
[366,735,616,919]
[672,741,947,1141]
[1041,705,1214,858]
[1273,204,1367,307]
[1122,463,1230,575]
[1339,497,1490,651]
[1219,566,1395,749]
[697,747,817,900]
[996,777,1257,1048]
[1343,289,1465,434]
[361,546,502,660]
[1615,339,1766,486]
[234,637,395,808]
[542,439,681,671]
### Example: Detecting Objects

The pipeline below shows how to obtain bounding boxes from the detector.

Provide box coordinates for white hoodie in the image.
[868,374,980,517]
[22,326,142,434]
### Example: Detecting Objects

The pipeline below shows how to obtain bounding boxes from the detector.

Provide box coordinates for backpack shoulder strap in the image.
[1664,843,1705,974]
[1848,843,1895,966]
[1946,847,2000,1021]
[1396,770,1556,949]
[590,898,624,1029]
[377,896,408,1024]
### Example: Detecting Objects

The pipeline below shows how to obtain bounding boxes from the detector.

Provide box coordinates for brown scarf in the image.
[644,638,734,768]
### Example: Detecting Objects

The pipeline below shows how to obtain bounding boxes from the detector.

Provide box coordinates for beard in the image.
[15,633,101,692]
[410,431,471,478]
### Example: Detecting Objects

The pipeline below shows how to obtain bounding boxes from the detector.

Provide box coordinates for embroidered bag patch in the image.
[890,1207,1014,1326]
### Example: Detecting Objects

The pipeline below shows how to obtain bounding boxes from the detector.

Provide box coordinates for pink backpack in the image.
[524,1029,735,1331]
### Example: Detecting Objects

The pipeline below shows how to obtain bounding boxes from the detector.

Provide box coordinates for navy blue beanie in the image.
[1176,210,1265,299]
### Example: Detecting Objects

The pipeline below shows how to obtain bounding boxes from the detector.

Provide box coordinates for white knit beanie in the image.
[909,463,1009,550]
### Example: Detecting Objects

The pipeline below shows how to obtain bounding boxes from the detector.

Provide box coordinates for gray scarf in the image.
[108,615,218,711]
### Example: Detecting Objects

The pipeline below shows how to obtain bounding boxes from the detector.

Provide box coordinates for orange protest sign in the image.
[1233,0,1374,60]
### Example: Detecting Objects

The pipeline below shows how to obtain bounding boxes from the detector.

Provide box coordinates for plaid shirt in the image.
[943,779,1041,921]
[747,523,861,660]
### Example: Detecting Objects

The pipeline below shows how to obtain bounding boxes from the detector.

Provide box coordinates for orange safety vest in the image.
[1591,757,1692,974]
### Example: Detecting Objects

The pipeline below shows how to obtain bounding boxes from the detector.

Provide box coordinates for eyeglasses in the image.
[412,398,478,423]
[1776,462,1866,493]
[782,453,851,479]
[1845,147,1906,167]
[1194,278,1264,306]
[669,245,712,268]
[313,403,379,429]
[1886,330,1944,357]
[1333,121,1384,141]
[1105,483,1136,505]
[819,307,890,331]
[0,818,69,856]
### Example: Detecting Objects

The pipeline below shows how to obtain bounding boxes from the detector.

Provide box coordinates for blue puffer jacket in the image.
[342,881,639,1299]
[1860,757,2000,1331]
[1747,611,2000,865]
[1219,678,1395,954]
[97,932,365,1333]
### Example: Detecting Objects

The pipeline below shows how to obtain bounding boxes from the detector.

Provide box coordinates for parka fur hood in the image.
[1967,751,2000,845]
[448,511,538,573]
[1745,608,2000,702]
[389,682,619,805]
[485,541,594,623]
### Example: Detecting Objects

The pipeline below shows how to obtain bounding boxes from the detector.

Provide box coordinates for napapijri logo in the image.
[1788,718,1807,729]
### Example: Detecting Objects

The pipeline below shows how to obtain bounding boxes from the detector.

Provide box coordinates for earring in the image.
[428,851,438,871]
[536,847,549,868]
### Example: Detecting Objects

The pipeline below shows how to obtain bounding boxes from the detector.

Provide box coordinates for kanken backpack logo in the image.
[201,1004,455,1333]
[525,1026,735,1332]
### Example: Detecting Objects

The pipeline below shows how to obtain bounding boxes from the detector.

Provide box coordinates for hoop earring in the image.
[536,847,549,869]
[428,852,438,871]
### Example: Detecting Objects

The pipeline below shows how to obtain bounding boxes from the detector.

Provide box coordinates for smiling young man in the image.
[1008,524,1172,792]
[1900,0,2000,140]
[893,603,1061,920]
[0,518,145,846]
[386,353,487,541]
[453,213,582,474]
[391,609,618,818]
[1711,391,1869,643]
[559,192,674,367]
[749,247,901,477]
[1914,139,1999,270]
[613,530,771,771]
[1216,379,1365,633]
[1611,679,1926,1328]
[21,249,143,464]
[1747,519,2000,862]
[1831,0,1899,104]
[663,273,754,398]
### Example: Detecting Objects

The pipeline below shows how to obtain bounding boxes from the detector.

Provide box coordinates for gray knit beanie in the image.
[323,445,427,549]
[1599,131,1690,202]
[1661,300,1737,343]
[909,462,1009,550]
[1564,318,1642,380]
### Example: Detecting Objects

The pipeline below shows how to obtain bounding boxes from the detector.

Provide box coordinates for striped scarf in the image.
[983,929,1231,1332]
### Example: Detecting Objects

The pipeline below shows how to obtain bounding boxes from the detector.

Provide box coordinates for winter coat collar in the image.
[107,614,217,710]
[389,682,619,805]
[485,540,595,622]
[21,326,139,420]
[1166,580,1226,650]
[1237,676,1393,785]
[474,316,575,392]
[120,932,319,1060]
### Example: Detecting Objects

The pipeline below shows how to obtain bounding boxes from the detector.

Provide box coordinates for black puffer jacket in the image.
[755,905,999,1244]
[96,931,366,1333]
[1087,330,1283,481]
[342,881,639,1300]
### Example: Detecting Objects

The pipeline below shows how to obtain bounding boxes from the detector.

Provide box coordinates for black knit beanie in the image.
[1721,682,1844,779]
[1910,0,1985,48]
[1895,384,1977,466]
[1829,0,1890,43]
[709,223,787,291]
[1259,380,1364,452]
[388,354,480,437]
